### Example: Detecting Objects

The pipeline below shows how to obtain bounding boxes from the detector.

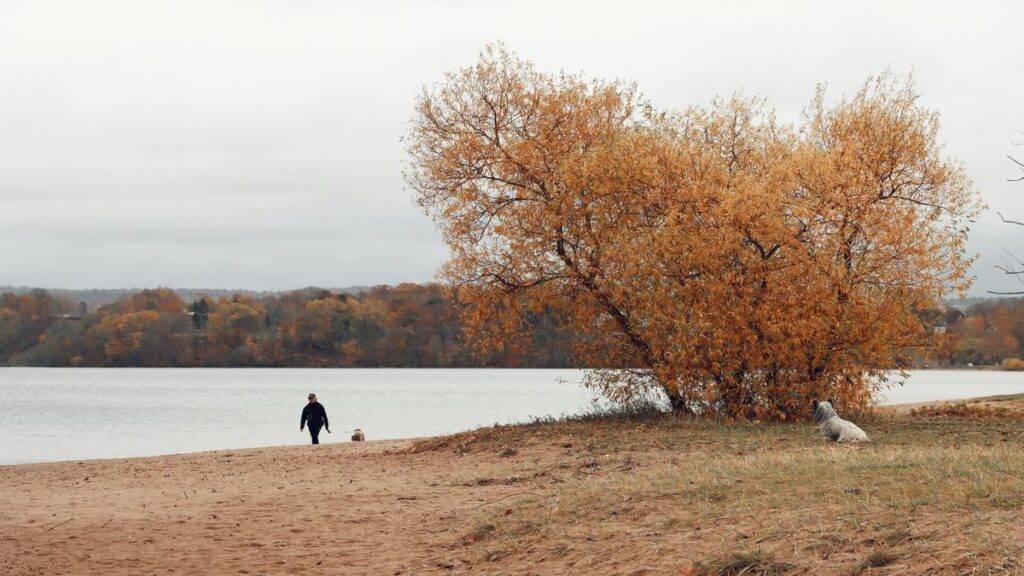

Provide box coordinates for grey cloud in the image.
[1,0,1022,292]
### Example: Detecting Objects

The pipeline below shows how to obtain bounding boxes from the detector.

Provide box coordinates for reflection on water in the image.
[1,368,1022,464]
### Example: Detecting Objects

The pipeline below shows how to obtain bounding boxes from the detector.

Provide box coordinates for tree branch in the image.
[1010,155,1024,182]
[997,211,1024,227]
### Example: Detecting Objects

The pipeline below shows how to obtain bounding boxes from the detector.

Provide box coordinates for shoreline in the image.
[1,392,1014,468]
[0,437,418,469]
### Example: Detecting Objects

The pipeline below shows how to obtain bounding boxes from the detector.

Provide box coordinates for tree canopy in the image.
[407,46,983,419]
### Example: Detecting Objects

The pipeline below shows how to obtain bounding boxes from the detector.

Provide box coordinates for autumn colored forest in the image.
[0,285,573,367]
[1,285,1023,369]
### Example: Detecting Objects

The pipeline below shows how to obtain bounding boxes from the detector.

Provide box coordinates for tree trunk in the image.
[667,390,691,413]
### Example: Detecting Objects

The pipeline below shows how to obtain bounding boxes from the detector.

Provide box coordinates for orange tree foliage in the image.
[83,289,192,366]
[89,311,162,364]
[207,296,265,363]
[406,46,983,418]
[0,289,68,359]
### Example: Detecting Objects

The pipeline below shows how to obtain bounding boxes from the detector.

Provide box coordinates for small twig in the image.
[470,491,543,509]
[46,517,74,532]
[1009,155,1024,182]
[991,212,1024,225]
[994,265,1024,276]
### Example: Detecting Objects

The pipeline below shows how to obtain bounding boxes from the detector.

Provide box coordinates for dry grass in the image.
[857,549,898,572]
[910,402,1018,419]
[694,549,793,575]
[907,392,1024,420]
[417,394,1024,574]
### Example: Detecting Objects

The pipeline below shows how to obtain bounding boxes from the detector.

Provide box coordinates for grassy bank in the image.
[415,395,1024,574]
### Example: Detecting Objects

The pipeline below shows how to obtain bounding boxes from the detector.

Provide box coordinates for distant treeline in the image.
[933,299,1024,367]
[0,285,374,311]
[3,285,1024,368]
[0,285,572,367]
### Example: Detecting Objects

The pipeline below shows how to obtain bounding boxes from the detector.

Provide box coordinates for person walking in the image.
[300,393,330,445]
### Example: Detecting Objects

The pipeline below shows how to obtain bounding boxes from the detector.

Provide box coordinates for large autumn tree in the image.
[407,46,983,419]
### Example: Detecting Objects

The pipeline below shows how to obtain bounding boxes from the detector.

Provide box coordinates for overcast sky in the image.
[1,1,1022,294]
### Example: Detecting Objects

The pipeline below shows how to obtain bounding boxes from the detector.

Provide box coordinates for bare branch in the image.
[1010,155,1024,182]
[997,211,1024,226]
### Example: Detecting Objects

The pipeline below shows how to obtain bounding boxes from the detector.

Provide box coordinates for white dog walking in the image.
[812,400,870,443]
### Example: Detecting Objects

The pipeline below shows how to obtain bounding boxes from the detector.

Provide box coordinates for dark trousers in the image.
[309,424,322,445]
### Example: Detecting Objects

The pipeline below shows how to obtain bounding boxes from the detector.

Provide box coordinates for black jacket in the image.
[301,402,329,429]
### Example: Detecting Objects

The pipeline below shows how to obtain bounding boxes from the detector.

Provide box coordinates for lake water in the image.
[2,368,1023,464]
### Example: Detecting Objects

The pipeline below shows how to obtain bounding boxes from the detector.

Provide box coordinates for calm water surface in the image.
[1,368,1022,464]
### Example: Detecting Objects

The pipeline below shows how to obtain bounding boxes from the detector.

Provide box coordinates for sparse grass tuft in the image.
[857,549,898,572]
[465,521,496,543]
[525,398,669,425]
[882,528,912,546]
[695,549,792,575]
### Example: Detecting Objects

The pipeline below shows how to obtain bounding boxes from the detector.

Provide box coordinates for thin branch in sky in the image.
[1009,156,1024,182]
[997,211,1024,226]
[996,243,1024,269]
[995,264,1024,276]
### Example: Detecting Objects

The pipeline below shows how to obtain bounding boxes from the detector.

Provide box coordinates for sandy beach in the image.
[0,438,550,575]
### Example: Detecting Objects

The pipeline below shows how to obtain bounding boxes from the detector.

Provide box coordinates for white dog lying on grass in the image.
[812,400,870,443]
